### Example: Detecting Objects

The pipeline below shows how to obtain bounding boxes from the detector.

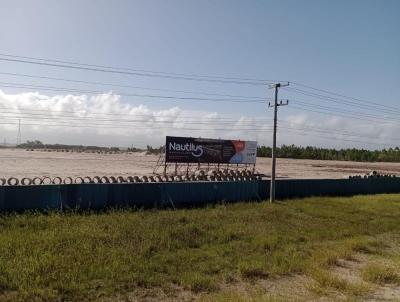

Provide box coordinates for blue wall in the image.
[0,178,399,212]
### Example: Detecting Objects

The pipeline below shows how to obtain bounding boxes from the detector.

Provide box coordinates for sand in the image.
[1,149,400,180]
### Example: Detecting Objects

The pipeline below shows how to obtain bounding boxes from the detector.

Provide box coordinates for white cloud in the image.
[0,90,398,150]
[0,90,269,147]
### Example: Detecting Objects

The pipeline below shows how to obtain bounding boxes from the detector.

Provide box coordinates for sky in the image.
[0,0,399,149]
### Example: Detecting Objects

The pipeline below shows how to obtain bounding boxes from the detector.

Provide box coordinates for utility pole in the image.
[16,119,21,146]
[268,82,289,203]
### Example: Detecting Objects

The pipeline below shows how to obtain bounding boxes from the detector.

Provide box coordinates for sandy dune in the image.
[1,149,400,180]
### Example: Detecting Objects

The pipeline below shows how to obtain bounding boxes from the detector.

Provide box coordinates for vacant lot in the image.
[0,194,399,301]
[1,149,400,179]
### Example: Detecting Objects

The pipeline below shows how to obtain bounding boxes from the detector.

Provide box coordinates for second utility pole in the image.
[269,82,289,203]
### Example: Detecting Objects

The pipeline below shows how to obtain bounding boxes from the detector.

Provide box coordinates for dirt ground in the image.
[105,247,400,302]
[1,148,400,179]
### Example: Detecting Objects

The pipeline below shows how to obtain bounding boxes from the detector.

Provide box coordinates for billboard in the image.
[165,136,257,164]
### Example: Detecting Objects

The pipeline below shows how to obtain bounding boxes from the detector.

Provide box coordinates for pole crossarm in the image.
[268,82,290,89]
[268,99,289,107]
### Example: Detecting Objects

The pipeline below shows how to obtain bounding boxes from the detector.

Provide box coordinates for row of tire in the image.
[349,170,397,179]
[349,174,397,179]
[0,174,260,186]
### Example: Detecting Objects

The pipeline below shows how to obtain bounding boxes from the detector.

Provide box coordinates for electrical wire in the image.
[291,81,400,111]
[0,111,397,142]
[0,114,272,126]
[0,120,274,131]
[286,87,400,115]
[0,71,267,100]
[0,57,273,85]
[0,53,281,83]
[0,105,268,120]
[293,100,400,123]
[0,52,398,148]
[0,117,397,146]
[0,82,269,103]
[0,101,398,144]
[289,104,400,125]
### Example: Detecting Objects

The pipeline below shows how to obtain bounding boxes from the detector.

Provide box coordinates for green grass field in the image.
[0,194,399,301]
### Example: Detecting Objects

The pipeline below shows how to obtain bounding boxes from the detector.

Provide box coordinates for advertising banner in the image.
[165,136,257,164]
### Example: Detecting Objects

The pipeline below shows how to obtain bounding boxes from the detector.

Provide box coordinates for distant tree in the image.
[17,140,44,148]
[256,144,400,163]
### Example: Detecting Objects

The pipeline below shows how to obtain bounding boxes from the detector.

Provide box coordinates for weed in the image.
[362,263,400,284]
[0,194,398,301]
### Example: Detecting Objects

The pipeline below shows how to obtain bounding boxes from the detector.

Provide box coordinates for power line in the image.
[0,53,280,83]
[0,71,267,100]
[0,114,273,126]
[0,53,397,148]
[0,105,396,145]
[286,87,400,115]
[3,107,397,142]
[0,120,273,131]
[0,106,253,119]
[291,81,400,112]
[0,73,393,115]
[293,101,400,123]
[0,112,396,143]
[0,120,395,148]
[0,57,273,86]
[0,92,398,142]
[1,82,398,125]
[290,104,400,125]
[0,105,270,121]
[1,55,397,114]
[1,53,395,110]
[0,82,269,104]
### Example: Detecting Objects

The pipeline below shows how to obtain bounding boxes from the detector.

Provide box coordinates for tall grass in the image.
[0,194,399,301]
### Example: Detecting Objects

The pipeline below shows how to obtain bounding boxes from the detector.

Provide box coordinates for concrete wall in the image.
[0,178,399,212]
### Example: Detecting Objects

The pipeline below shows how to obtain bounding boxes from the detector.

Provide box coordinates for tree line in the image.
[15,140,400,162]
[17,140,122,152]
[17,140,161,153]
[257,144,400,162]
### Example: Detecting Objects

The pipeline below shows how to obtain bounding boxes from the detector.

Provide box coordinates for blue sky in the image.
[0,0,399,148]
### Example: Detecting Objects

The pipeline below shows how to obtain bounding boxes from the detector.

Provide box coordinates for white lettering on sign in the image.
[168,142,204,157]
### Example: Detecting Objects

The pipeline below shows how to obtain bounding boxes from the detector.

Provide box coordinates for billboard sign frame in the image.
[165,136,257,164]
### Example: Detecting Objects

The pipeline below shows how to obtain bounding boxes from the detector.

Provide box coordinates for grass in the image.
[0,194,399,301]
[362,262,400,285]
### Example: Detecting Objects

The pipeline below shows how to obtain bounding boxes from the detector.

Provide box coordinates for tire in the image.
[101,176,110,183]
[21,177,32,185]
[42,177,52,185]
[32,177,43,185]
[52,177,62,185]
[7,177,19,186]
[74,177,84,184]
[117,176,126,183]
[63,177,73,184]
[93,176,101,183]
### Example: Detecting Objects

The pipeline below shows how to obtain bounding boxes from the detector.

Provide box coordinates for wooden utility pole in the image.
[16,119,21,146]
[268,83,289,202]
